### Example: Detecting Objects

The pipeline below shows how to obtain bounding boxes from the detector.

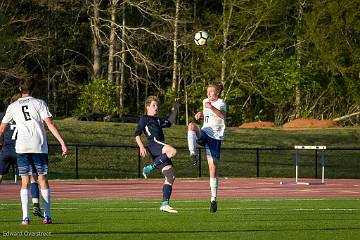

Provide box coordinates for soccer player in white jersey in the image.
[0,94,43,219]
[0,78,68,225]
[187,82,226,213]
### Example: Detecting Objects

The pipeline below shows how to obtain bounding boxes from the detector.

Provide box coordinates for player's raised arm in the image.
[204,101,226,120]
[168,98,180,124]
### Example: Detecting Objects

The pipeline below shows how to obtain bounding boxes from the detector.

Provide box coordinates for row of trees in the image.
[1,0,359,126]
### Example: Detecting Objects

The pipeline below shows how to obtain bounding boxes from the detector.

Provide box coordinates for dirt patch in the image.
[239,121,275,129]
[282,118,338,129]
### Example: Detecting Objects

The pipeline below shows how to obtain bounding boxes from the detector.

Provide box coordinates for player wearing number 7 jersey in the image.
[187,82,226,213]
[0,78,68,225]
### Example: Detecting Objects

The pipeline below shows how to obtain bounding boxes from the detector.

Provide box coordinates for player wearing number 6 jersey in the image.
[0,78,68,225]
[187,82,226,213]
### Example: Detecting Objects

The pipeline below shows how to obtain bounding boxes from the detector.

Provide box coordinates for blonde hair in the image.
[144,95,160,115]
[208,82,223,97]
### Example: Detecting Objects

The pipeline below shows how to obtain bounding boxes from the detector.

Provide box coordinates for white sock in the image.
[41,189,51,217]
[20,189,29,220]
[187,131,197,155]
[210,177,218,202]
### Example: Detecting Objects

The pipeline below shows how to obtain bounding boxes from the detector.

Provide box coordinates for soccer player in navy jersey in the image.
[0,112,17,185]
[135,96,180,213]
[0,79,68,225]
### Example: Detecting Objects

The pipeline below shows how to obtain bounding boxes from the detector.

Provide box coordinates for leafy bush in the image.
[74,79,119,116]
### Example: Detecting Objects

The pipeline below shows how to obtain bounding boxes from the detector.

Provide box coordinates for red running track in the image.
[0,178,359,200]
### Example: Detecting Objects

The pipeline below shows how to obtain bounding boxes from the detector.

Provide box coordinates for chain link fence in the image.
[40,144,360,179]
[3,144,359,180]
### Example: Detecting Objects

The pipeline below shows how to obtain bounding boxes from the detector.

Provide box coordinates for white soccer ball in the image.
[194,31,209,46]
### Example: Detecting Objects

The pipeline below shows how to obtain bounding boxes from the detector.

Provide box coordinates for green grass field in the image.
[1,199,360,240]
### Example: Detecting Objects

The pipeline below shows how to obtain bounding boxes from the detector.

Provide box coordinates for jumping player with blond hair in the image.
[187,82,227,213]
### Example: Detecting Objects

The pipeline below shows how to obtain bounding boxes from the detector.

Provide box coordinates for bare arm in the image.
[168,98,180,124]
[135,135,147,158]
[204,102,226,120]
[0,123,7,148]
[43,117,68,156]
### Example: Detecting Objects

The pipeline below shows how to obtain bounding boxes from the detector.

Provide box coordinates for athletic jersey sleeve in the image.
[134,116,146,136]
[2,105,14,124]
[38,100,52,120]
[219,100,227,114]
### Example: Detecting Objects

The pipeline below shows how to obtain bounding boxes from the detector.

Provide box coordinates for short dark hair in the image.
[19,78,35,94]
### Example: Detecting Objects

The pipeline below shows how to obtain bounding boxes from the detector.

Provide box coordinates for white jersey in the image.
[1,96,52,153]
[201,98,226,140]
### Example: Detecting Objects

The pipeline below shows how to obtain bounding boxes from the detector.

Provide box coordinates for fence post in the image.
[256,148,260,177]
[198,148,202,178]
[75,145,79,179]
[138,148,141,178]
[315,149,318,178]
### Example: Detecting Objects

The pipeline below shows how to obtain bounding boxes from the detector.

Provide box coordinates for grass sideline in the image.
[1,199,359,239]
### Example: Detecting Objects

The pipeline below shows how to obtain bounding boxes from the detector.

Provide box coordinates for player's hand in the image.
[204,102,212,109]
[195,111,203,120]
[61,145,68,158]
[139,146,148,158]
[172,98,180,110]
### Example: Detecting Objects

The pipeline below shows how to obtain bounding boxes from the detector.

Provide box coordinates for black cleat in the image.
[210,201,217,213]
[190,154,198,165]
[32,204,43,219]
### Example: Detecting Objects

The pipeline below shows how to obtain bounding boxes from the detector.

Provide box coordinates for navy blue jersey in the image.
[0,113,16,151]
[135,115,172,143]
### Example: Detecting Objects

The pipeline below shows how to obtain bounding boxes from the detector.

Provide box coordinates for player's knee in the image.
[188,122,197,131]
[165,175,175,185]
[165,147,177,158]
[169,148,177,158]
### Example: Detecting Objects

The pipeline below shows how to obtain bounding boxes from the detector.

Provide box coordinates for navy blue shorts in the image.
[0,150,16,175]
[197,130,222,161]
[17,153,49,176]
[148,139,173,169]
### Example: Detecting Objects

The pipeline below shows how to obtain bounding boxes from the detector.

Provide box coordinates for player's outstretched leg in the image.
[142,165,154,179]
[143,153,171,179]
